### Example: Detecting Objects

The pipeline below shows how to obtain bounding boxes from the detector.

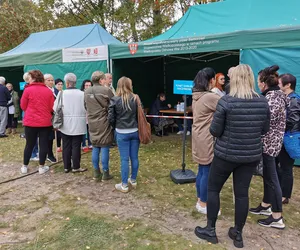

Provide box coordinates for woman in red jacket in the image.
[20,70,54,174]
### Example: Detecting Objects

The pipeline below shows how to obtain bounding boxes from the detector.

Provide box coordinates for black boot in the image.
[194,220,218,244]
[93,168,102,182]
[102,170,113,180]
[228,227,244,248]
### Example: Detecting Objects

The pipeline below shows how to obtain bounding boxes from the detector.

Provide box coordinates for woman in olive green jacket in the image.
[6,83,20,134]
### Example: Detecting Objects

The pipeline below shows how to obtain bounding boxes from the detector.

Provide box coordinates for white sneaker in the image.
[115,183,129,193]
[39,166,50,174]
[195,203,221,216]
[21,165,28,174]
[177,131,184,135]
[186,131,191,136]
[128,178,137,189]
[196,203,207,214]
[30,157,39,162]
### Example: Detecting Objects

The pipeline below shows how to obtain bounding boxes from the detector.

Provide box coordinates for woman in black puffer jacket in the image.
[194,64,270,249]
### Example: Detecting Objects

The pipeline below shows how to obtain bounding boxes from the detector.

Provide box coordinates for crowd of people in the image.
[192,64,300,248]
[0,63,299,248]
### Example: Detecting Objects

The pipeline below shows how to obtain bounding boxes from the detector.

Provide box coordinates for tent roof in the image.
[148,0,300,41]
[2,23,120,57]
[0,23,120,67]
[110,0,300,59]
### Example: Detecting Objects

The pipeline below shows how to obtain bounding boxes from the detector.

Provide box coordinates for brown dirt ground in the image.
[0,162,299,250]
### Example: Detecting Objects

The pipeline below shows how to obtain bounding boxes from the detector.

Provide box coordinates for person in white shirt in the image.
[54,73,87,173]
[211,73,226,97]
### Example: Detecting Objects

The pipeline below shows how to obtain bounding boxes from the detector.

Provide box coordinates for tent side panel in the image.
[0,50,62,68]
[24,60,108,89]
[240,47,300,92]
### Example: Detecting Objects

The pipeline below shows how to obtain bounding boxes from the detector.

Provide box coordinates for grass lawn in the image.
[0,127,300,250]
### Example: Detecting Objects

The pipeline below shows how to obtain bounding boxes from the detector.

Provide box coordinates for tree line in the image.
[0,0,220,53]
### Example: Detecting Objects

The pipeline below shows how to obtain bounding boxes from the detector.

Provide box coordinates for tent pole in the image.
[163,56,166,94]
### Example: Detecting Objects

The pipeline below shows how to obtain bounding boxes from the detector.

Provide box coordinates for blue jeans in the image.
[82,125,92,147]
[92,146,110,171]
[196,164,210,202]
[177,119,192,132]
[116,131,140,185]
[31,140,38,158]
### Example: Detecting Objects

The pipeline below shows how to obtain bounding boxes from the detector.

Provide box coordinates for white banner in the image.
[62,45,108,62]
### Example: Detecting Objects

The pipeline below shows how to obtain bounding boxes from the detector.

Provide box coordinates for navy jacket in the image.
[0,84,11,107]
[150,98,170,126]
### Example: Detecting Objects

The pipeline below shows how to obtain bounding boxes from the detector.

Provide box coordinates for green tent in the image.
[110,0,300,106]
[0,23,121,90]
[110,0,300,59]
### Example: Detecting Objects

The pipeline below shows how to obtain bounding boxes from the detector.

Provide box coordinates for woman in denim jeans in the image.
[108,77,140,193]
[192,68,220,214]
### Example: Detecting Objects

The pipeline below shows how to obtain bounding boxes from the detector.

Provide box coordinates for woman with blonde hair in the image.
[211,73,226,97]
[108,77,140,193]
[195,64,270,248]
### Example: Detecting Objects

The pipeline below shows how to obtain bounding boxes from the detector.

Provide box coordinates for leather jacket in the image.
[286,92,300,133]
[108,95,138,129]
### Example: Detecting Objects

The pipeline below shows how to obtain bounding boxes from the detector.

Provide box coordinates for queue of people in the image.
[193,64,300,249]
[16,69,141,191]
[1,62,300,249]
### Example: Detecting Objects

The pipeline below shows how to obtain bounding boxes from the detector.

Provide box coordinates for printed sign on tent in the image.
[62,46,108,62]
[173,80,193,95]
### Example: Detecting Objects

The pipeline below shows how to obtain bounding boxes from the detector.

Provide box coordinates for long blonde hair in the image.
[116,76,134,110]
[229,64,259,99]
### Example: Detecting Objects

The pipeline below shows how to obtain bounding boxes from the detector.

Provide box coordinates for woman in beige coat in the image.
[192,67,220,215]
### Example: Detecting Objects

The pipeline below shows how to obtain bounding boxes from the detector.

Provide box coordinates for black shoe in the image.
[163,131,169,136]
[0,134,8,138]
[228,227,244,248]
[47,156,57,163]
[194,226,218,244]
[155,132,162,137]
[64,168,71,173]
[72,168,87,173]
[249,204,271,216]
[282,198,289,204]
[258,215,285,229]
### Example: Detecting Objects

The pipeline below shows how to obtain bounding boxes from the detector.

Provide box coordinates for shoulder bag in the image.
[52,91,64,129]
[135,95,151,144]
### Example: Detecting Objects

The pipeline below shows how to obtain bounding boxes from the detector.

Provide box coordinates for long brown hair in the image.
[116,76,134,110]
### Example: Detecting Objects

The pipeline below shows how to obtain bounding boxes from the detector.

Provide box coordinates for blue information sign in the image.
[19,82,26,91]
[173,80,193,95]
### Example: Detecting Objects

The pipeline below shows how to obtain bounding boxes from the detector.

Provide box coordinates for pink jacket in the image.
[21,82,54,127]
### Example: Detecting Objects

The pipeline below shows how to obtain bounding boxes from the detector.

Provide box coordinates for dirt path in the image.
[0,163,299,250]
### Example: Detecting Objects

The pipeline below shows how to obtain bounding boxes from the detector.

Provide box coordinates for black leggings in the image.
[23,126,52,165]
[262,154,282,212]
[277,145,295,198]
[207,156,257,232]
